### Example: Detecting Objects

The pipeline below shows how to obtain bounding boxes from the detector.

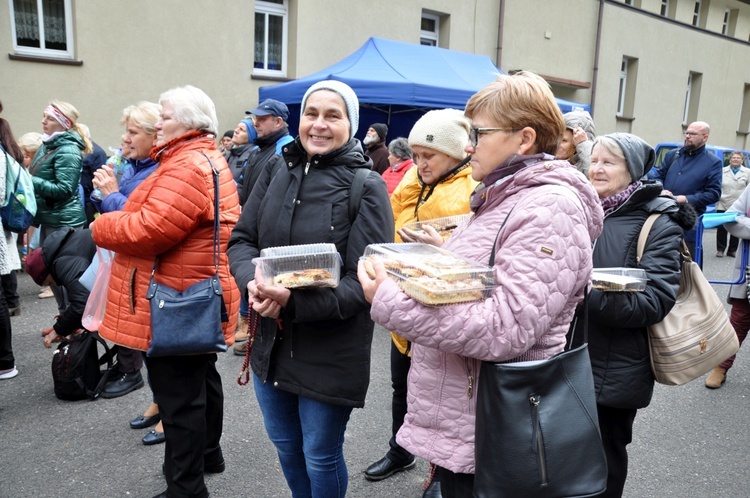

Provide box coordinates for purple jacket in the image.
[370,155,604,474]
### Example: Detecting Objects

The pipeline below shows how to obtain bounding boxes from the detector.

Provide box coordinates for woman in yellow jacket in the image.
[365,109,477,497]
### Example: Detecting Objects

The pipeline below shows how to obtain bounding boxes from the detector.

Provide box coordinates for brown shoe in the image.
[705,367,727,389]
[235,315,249,342]
[233,341,247,356]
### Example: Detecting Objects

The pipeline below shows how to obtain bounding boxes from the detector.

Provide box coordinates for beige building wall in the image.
[2,0,750,152]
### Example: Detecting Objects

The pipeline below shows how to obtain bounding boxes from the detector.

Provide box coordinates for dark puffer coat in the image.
[571,182,697,409]
[228,137,394,408]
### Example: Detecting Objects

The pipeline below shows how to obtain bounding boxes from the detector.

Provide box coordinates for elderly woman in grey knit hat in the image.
[557,110,596,176]
[578,132,696,497]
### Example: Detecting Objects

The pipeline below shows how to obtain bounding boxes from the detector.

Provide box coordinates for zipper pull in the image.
[467,374,474,399]
[304,162,310,175]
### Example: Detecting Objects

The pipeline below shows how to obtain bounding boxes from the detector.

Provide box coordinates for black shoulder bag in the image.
[474,211,607,498]
[146,151,228,357]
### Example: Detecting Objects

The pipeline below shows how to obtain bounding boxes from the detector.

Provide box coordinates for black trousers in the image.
[116,345,143,374]
[716,210,740,254]
[0,289,13,371]
[595,404,638,498]
[386,340,414,465]
[1,271,19,309]
[145,353,224,498]
[437,466,474,498]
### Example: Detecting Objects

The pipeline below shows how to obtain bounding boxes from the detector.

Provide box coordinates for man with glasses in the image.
[651,121,722,260]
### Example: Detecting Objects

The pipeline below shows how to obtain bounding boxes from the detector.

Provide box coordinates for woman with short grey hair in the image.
[382,137,415,195]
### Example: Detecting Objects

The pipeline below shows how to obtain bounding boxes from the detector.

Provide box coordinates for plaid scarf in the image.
[600,181,642,216]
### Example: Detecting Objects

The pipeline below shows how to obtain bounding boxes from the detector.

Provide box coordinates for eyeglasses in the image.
[684,131,705,137]
[469,127,519,146]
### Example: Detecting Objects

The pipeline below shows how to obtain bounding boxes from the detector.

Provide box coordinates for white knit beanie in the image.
[408,109,470,161]
[300,80,359,139]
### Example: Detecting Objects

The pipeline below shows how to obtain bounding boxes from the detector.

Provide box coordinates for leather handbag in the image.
[474,211,607,498]
[146,151,228,357]
[637,214,739,386]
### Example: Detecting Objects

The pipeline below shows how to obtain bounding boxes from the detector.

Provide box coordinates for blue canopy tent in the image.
[259,37,591,141]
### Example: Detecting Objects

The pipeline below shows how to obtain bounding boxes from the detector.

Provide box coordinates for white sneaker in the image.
[0,367,18,380]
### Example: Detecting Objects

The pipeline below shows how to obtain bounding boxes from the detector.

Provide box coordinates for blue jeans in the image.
[253,375,352,498]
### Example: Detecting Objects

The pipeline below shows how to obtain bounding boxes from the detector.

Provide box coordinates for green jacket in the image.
[29,131,87,227]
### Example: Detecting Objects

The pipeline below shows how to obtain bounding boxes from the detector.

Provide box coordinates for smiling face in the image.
[124,118,156,160]
[155,102,192,146]
[589,142,632,199]
[730,152,744,167]
[299,90,350,158]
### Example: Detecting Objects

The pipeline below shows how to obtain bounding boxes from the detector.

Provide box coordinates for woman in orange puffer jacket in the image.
[91,85,239,498]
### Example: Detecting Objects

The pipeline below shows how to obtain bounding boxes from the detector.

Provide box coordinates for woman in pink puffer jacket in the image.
[359,71,604,498]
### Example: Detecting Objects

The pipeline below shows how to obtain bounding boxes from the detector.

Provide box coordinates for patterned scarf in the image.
[600,181,641,216]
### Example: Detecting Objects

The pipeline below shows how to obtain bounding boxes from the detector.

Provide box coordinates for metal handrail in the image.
[694,215,749,285]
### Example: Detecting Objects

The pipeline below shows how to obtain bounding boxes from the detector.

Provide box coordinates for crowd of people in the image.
[0,69,749,498]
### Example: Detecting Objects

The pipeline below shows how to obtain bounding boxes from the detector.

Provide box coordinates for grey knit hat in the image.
[300,80,359,139]
[563,110,596,141]
[602,132,655,181]
[408,109,470,161]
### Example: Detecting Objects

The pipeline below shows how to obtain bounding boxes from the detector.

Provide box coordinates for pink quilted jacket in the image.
[370,157,603,474]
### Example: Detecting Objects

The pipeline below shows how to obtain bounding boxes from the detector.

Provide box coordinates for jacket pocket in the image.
[128,267,137,314]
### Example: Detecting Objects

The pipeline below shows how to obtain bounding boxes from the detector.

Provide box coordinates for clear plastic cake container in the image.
[253,244,342,288]
[591,268,647,292]
[361,243,495,305]
[401,214,471,240]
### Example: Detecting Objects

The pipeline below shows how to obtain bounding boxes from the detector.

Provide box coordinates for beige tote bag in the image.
[637,214,739,386]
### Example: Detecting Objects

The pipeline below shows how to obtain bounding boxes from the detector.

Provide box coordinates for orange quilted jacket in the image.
[91,134,240,352]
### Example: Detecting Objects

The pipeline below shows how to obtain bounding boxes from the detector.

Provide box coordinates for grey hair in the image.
[121,101,162,136]
[158,85,218,135]
[388,137,413,160]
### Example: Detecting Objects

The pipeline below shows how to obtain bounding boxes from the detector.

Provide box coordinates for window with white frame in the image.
[683,74,693,124]
[692,1,701,26]
[683,72,702,126]
[660,0,669,16]
[617,58,628,116]
[9,0,74,59]
[722,9,730,35]
[420,13,439,46]
[254,0,287,76]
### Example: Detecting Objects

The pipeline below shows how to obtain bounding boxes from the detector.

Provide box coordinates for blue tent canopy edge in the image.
[259,37,590,139]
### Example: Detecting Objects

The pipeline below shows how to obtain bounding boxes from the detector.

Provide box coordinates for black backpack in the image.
[51,331,118,401]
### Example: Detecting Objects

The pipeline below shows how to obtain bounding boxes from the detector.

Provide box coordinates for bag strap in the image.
[637,213,691,264]
[151,150,220,275]
[488,206,516,266]
[636,213,661,265]
[348,168,370,225]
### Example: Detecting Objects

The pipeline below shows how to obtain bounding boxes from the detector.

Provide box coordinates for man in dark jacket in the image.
[364,123,389,174]
[237,99,294,206]
[651,121,722,260]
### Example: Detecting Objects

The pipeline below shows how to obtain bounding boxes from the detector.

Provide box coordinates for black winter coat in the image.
[41,228,96,336]
[237,128,290,206]
[228,137,394,408]
[571,182,696,409]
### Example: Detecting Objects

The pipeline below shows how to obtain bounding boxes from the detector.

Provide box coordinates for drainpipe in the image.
[496,0,505,69]
[590,0,605,118]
